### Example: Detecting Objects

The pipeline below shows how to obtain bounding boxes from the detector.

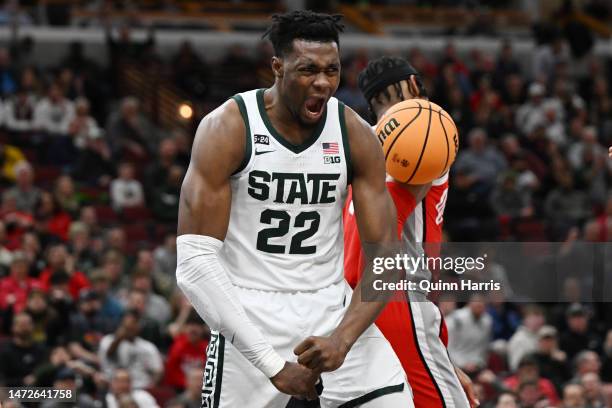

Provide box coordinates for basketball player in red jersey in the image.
[343,56,478,408]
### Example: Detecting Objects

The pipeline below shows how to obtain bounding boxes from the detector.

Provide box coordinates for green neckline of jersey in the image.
[256,88,328,154]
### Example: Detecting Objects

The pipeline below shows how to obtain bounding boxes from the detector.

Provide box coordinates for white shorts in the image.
[201,280,412,408]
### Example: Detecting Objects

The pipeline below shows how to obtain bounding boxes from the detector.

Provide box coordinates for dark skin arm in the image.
[177,100,318,399]
[295,106,402,372]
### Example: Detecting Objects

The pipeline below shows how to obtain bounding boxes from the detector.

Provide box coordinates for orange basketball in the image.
[375,99,459,185]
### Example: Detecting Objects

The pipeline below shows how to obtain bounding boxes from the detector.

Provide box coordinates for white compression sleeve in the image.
[176,234,285,378]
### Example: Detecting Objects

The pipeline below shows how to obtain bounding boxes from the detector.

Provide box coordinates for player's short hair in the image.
[358,56,427,107]
[263,10,344,57]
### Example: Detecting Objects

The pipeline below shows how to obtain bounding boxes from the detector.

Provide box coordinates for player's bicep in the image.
[345,107,397,243]
[177,101,245,240]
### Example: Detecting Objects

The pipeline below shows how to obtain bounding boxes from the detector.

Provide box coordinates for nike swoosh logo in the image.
[255,150,274,156]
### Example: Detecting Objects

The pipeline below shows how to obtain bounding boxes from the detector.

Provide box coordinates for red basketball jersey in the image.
[343,173,462,408]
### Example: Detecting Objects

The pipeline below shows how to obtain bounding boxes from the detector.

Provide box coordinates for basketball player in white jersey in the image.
[176,11,412,408]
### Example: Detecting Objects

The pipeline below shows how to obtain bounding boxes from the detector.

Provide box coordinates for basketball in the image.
[375,99,459,185]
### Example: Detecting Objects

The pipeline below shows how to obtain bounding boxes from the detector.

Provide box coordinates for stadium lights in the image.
[179,103,193,120]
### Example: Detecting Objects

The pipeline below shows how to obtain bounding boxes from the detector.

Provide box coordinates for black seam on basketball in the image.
[406,300,447,408]
[385,106,453,124]
[438,110,450,179]
[405,102,433,183]
[384,105,422,161]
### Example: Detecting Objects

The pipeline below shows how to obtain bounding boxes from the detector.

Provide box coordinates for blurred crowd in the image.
[0,6,611,408]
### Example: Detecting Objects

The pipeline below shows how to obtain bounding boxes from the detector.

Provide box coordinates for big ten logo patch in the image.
[324,156,341,164]
[202,331,222,408]
[254,134,270,145]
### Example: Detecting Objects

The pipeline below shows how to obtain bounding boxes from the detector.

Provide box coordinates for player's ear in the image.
[271,57,284,79]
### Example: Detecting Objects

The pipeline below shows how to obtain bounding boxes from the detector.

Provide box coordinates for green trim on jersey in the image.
[256,88,327,154]
[231,94,252,175]
[338,383,405,408]
[338,102,353,185]
[212,334,225,408]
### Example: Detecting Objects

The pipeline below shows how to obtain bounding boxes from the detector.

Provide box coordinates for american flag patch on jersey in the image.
[322,142,339,154]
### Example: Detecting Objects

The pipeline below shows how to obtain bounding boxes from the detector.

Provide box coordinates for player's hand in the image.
[270,362,319,400]
[609,146,612,158]
[454,366,479,408]
[294,335,349,372]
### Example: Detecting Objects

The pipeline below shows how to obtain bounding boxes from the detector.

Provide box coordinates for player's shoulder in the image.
[190,96,247,172]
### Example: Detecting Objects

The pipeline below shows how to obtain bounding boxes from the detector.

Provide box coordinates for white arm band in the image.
[176,234,285,378]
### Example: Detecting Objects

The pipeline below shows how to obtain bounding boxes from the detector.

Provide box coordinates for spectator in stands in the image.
[46,271,75,323]
[89,268,123,326]
[68,222,96,273]
[69,97,101,150]
[39,243,90,301]
[490,171,533,219]
[573,351,602,381]
[144,138,178,199]
[124,289,163,348]
[561,383,587,408]
[110,162,145,211]
[21,289,63,347]
[167,368,203,408]
[504,354,560,405]
[532,37,570,83]
[487,291,521,341]
[454,127,507,193]
[33,345,71,387]
[129,272,171,325]
[0,144,25,184]
[515,82,547,136]
[0,47,17,97]
[151,164,183,222]
[335,64,368,117]
[508,304,546,371]
[560,304,601,361]
[106,96,154,162]
[3,161,40,214]
[153,233,177,278]
[589,76,612,144]
[100,249,128,300]
[99,310,163,390]
[53,175,79,216]
[544,166,591,234]
[0,312,47,386]
[516,379,546,408]
[580,372,606,408]
[0,252,40,314]
[132,248,172,297]
[104,368,159,408]
[34,82,76,163]
[164,311,208,390]
[494,392,519,407]
[567,126,607,171]
[33,191,72,243]
[78,205,102,239]
[171,40,209,100]
[533,325,569,393]
[4,86,37,133]
[446,293,492,374]
[73,128,115,187]
[40,366,99,408]
[69,289,116,361]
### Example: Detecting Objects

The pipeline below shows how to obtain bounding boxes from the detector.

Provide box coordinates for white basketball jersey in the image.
[219,89,351,292]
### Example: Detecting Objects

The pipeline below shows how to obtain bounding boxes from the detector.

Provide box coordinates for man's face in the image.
[563,384,586,408]
[276,39,340,126]
[496,393,518,408]
[111,370,131,395]
[12,314,33,339]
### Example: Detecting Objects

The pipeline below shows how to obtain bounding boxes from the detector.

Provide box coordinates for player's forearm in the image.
[331,279,393,351]
[176,234,285,378]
